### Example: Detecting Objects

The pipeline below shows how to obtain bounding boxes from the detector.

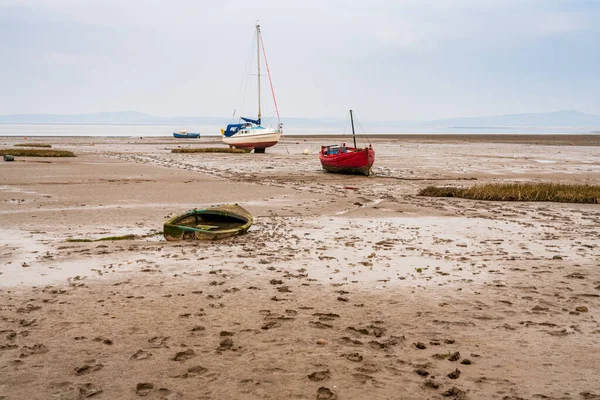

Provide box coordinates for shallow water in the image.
[0,228,162,287]
[0,123,595,137]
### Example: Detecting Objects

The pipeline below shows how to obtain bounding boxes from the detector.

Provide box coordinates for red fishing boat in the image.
[319,110,375,176]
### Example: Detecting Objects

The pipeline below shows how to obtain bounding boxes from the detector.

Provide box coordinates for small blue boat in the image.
[173,130,200,139]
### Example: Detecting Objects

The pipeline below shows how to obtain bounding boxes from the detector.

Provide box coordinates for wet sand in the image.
[1,135,599,399]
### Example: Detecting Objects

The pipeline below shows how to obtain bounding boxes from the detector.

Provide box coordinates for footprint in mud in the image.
[171,349,195,362]
[347,325,386,338]
[342,352,363,362]
[448,368,461,379]
[191,326,206,333]
[369,341,387,350]
[414,342,426,350]
[174,365,208,378]
[75,361,104,375]
[16,304,42,314]
[20,343,48,358]
[93,337,113,345]
[369,336,402,350]
[580,392,600,400]
[19,319,37,327]
[352,373,376,384]
[218,338,233,351]
[356,363,379,374]
[136,383,153,396]
[263,312,295,324]
[308,370,330,382]
[131,350,152,360]
[317,387,338,400]
[148,336,170,348]
[423,379,440,389]
[135,384,185,400]
[261,321,281,330]
[441,386,467,399]
[347,326,370,335]
[338,337,363,346]
[311,321,333,329]
[312,313,340,321]
[74,383,103,398]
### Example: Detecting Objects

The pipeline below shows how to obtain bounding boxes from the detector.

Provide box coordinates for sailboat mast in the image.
[350,109,357,148]
[256,23,261,122]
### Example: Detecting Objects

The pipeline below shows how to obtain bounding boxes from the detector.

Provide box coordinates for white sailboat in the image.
[221,23,283,153]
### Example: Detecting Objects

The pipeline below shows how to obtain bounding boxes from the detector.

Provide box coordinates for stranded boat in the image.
[173,130,200,139]
[221,23,283,153]
[163,204,253,241]
[319,110,375,176]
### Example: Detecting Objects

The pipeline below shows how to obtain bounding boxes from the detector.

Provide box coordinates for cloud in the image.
[0,0,598,118]
[364,5,592,53]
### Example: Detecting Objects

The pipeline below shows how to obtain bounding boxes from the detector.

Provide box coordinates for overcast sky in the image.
[1,0,599,120]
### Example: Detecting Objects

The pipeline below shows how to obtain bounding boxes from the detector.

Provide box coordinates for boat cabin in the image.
[321,144,348,155]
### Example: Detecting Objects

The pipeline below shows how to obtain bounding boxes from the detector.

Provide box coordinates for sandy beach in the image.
[1,134,599,400]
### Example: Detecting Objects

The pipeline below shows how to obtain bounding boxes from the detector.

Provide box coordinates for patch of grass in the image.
[172,147,250,154]
[97,234,137,241]
[418,183,600,204]
[0,149,75,157]
[14,143,52,148]
[66,234,137,243]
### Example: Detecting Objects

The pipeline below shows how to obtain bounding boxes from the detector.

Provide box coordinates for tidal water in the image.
[0,123,595,137]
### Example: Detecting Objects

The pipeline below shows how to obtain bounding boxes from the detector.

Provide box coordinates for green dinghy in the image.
[164,204,253,241]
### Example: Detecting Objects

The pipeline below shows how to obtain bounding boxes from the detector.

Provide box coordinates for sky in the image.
[1,0,599,120]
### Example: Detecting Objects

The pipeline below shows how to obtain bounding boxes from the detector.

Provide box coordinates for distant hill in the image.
[0,111,347,129]
[0,111,228,125]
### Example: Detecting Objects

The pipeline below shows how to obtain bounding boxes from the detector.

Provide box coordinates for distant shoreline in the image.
[288,134,600,146]
[1,123,597,135]
[2,133,598,146]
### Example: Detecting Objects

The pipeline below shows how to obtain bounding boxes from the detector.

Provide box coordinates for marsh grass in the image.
[14,143,52,148]
[172,147,250,154]
[97,234,137,241]
[66,234,135,243]
[66,232,160,243]
[418,183,600,204]
[0,149,75,157]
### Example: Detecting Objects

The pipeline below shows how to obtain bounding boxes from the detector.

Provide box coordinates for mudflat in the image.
[1,135,599,400]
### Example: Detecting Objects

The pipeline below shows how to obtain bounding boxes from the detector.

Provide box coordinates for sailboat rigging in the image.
[221,24,283,153]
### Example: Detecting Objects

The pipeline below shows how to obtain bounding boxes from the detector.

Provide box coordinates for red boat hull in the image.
[319,146,375,176]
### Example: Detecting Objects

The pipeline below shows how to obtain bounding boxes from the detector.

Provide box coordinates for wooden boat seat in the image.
[195,224,220,230]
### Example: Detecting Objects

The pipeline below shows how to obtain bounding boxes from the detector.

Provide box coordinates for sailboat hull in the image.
[173,132,199,138]
[319,147,375,176]
[222,131,282,149]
